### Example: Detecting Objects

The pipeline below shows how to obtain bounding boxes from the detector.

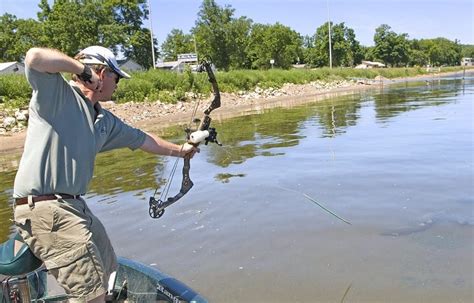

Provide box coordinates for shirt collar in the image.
[69,80,104,120]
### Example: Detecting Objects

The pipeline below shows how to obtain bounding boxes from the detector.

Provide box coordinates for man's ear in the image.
[98,68,106,80]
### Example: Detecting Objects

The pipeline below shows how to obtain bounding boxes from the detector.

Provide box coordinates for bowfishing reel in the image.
[149,197,165,219]
[188,128,222,146]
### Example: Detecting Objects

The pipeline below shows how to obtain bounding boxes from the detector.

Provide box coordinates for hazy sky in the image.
[1,0,473,47]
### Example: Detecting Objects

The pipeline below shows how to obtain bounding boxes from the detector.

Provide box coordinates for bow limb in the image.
[149,157,194,218]
[200,60,221,115]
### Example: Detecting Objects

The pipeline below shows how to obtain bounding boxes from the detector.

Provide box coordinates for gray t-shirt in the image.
[13,67,146,198]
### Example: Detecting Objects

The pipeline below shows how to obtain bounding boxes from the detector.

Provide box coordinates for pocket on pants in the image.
[14,203,56,234]
[14,203,57,262]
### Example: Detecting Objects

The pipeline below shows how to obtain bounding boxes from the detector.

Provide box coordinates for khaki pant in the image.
[14,196,117,302]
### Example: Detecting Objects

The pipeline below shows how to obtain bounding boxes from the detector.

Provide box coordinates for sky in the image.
[1,0,473,48]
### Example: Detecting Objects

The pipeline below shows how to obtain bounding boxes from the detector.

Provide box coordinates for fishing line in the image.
[277,185,352,225]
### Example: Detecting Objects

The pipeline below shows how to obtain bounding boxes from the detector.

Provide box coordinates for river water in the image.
[0,76,472,302]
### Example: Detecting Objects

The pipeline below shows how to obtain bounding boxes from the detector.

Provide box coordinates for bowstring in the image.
[155,67,202,201]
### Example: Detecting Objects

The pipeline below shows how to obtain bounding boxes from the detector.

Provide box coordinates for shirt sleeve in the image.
[100,111,147,152]
[25,65,72,118]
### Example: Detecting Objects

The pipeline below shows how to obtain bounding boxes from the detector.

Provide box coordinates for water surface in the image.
[1,76,472,302]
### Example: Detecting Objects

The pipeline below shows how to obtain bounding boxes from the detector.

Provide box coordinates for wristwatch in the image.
[77,65,92,83]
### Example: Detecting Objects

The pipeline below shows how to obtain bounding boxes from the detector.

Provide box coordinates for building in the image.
[117,58,145,73]
[156,53,198,72]
[0,62,25,75]
[355,61,386,69]
[461,58,473,66]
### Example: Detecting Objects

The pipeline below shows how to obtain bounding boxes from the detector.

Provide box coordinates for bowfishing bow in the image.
[148,60,221,219]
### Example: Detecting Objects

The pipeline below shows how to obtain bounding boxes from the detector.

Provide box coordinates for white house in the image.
[355,60,386,69]
[0,62,25,75]
[461,58,473,66]
[156,53,198,72]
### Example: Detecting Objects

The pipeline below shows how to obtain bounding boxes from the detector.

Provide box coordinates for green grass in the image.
[0,66,469,108]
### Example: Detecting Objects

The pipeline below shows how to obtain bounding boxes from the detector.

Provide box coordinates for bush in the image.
[0,74,31,108]
[1,66,469,107]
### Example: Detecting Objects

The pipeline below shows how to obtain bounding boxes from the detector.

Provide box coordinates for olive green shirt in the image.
[13,66,146,198]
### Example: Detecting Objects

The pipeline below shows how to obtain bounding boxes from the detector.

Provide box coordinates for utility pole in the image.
[193,34,198,62]
[327,0,333,69]
[147,0,156,69]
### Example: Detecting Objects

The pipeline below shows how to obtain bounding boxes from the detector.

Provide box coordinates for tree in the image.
[427,38,461,66]
[126,28,158,68]
[35,0,157,68]
[306,22,362,67]
[192,0,235,70]
[108,0,158,69]
[409,38,462,66]
[247,23,302,69]
[227,16,253,69]
[39,0,116,56]
[161,29,194,61]
[373,24,410,67]
[0,14,44,62]
[461,44,474,58]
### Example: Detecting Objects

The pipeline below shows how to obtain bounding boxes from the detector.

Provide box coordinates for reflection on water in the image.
[0,77,472,302]
[214,173,246,183]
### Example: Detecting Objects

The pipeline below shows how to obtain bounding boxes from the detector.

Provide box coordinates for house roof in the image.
[156,61,179,68]
[0,62,22,71]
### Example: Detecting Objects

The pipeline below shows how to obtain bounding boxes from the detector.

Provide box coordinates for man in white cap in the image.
[12,46,199,303]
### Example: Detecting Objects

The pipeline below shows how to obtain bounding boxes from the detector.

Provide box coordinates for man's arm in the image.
[25,47,83,74]
[140,132,199,158]
[25,47,100,90]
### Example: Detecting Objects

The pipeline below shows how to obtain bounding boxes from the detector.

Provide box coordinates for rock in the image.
[15,109,29,121]
[101,101,116,108]
[0,128,6,135]
[3,117,16,129]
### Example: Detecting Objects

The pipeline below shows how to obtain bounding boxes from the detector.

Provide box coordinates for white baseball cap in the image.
[78,46,131,79]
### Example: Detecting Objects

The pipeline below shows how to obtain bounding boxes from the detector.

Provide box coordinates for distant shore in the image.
[0,69,471,155]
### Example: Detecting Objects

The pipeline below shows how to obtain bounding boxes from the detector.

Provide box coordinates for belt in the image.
[15,194,81,206]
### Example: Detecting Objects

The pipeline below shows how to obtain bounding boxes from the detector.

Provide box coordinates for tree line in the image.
[1,0,473,71]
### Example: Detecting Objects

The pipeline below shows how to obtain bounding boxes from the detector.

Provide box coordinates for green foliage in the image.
[113,68,210,103]
[0,14,44,62]
[461,45,474,58]
[161,29,194,61]
[2,0,472,72]
[0,0,157,67]
[373,24,411,67]
[227,16,253,69]
[193,0,236,70]
[0,74,30,108]
[427,38,461,66]
[246,23,302,69]
[305,22,363,68]
[1,66,469,108]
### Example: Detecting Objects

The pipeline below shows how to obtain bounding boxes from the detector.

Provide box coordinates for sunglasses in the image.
[110,71,121,84]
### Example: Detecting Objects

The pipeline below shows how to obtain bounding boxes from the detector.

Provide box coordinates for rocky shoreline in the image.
[1,70,469,153]
[101,79,363,127]
[0,79,365,135]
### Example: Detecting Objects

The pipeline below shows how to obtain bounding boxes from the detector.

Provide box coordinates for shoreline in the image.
[0,70,470,155]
